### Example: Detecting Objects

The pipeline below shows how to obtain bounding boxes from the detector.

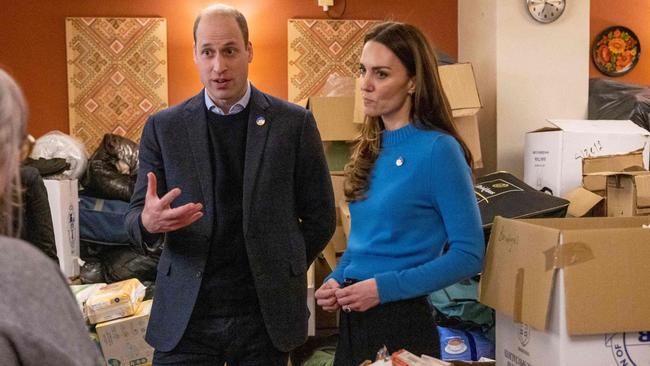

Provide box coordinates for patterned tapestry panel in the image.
[66,17,168,151]
[288,19,380,107]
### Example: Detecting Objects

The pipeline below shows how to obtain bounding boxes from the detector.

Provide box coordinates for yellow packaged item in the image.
[85,278,146,324]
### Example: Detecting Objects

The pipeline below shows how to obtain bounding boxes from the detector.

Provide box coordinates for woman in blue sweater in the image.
[315,22,485,364]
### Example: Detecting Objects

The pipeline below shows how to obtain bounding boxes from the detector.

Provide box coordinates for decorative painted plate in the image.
[592,26,641,76]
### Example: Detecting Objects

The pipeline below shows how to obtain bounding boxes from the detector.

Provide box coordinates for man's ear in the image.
[247,42,253,63]
[193,43,198,64]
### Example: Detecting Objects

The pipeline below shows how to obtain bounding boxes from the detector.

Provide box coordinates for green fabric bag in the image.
[429,277,495,341]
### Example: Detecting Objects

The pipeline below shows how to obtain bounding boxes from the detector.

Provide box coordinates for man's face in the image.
[193,13,253,112]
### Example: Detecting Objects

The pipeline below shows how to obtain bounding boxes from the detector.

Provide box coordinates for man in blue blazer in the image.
[125,4,336,365]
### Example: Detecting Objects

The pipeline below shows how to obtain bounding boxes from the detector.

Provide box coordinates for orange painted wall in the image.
[0,1,457,138]
[590,0,650,85]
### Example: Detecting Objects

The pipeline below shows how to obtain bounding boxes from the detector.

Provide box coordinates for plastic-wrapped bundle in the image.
[29,131,88,179]
[588,78,650,131]
[82,134,139,202]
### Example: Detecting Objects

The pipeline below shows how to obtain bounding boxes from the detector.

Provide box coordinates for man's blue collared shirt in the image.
[204,81,251,115]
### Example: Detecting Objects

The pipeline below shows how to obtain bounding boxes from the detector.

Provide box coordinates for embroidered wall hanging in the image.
[288,19,379,107]
[65,17,168,151]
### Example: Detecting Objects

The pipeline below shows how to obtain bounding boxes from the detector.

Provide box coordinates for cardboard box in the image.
[524,119,650,197]
[480,216,650,366]
[601,171,650,216]
[330,172,348,253]
[438,63,483,169]
[351,63,483,168]
[563,150,645,217]
[96,300,154,366]
[581,148,644,193]
[43,179,80,278]
[307,96,360,141]
[307,243,339,336]
[340,200,351,241]
[562,187,604,217]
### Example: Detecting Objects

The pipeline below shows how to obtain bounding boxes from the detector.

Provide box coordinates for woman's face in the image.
[359,40,414,129]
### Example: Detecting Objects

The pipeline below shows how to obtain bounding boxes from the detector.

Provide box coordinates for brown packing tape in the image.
[513,268,524,324]
[543,242,595,272]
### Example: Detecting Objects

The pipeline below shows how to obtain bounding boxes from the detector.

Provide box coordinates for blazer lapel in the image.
[243,85,271,235]
[183,90,214,236]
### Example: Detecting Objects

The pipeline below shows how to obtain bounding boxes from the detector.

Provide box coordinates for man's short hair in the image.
[193,4,249,47]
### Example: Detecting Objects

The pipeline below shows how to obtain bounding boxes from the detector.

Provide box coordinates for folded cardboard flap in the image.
[548,119,650,135]
[559,226,650,335]
[307,96,360,141]
[438,63,483,169]
[478,217,558,331]
[438,63,482,112]
[562,187,603,217]
[480,216,650,335]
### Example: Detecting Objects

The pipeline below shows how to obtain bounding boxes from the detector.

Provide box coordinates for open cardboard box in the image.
[523,119,650,197]
[480,215,650,365]
[564,149,648,217]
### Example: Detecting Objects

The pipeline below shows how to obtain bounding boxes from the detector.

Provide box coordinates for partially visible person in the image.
[315,22,485,365]
[0,68,101,365]
[19,164,58,262]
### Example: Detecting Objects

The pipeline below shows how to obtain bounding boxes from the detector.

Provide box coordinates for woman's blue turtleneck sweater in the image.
[328,123,484,303]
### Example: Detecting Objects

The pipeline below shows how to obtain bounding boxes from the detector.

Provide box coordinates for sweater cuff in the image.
[324,270,344,286]
[375,271,401,303]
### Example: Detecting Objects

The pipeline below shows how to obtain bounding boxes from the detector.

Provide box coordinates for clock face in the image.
[527,0,566,23]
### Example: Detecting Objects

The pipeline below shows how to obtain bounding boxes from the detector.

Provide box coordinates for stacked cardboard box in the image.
[564,148,650,217]
[77,279,153,366]
[523,119,650,197]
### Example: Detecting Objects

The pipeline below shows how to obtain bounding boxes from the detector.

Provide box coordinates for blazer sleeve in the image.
[125,115,166,255]
[294,110,336,266]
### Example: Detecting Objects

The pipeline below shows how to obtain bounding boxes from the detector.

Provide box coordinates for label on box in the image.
[605,332,650,365]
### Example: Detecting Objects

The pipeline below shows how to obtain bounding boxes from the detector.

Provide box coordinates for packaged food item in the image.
[85,278,146,324]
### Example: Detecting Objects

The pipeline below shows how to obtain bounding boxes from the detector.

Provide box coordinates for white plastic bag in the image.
[30,131,88,179]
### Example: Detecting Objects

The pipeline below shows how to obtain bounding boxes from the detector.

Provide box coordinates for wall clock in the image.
[526,0,566,24]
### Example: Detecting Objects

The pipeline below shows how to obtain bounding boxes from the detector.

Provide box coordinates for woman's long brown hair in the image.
[344,22,473,202]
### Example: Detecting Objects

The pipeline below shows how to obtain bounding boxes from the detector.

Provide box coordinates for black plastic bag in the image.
[81,134,139,202]
[589,78,650,131]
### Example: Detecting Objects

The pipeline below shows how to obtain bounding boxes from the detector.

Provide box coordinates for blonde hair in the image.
[0,68,26,236]
[344,22,473,202]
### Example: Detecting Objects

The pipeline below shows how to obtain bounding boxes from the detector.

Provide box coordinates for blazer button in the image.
[195,271,202,278]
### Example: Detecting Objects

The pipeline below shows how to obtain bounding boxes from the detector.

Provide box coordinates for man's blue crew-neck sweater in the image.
[328,123,484,303]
